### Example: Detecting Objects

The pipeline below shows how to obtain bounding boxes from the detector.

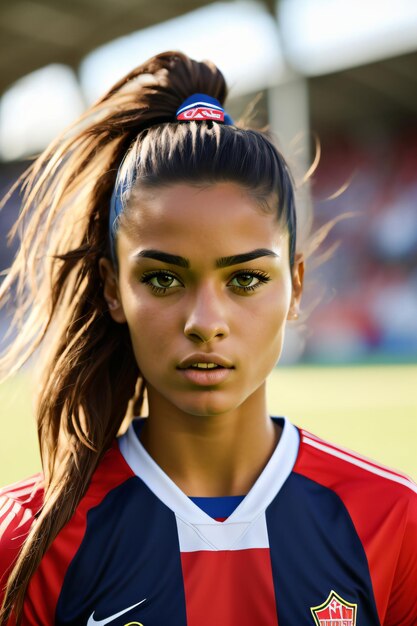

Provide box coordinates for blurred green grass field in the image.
[0,364,416,487]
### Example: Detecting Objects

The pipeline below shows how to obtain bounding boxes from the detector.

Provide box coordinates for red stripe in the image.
[181,548,279,626]
[300,428,414,483]
[22,443,134,625]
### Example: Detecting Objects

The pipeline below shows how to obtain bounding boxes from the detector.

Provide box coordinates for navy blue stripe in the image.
[56,476,187,626]
[266,472,380,625]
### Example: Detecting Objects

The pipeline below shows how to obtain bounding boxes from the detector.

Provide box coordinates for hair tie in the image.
[176,93,234,125]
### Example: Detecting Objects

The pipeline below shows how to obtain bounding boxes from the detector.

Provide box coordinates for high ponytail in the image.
[0,51,228,623]
[0,51,297,623]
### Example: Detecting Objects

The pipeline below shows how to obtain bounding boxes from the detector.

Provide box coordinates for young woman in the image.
[0,51,416,626]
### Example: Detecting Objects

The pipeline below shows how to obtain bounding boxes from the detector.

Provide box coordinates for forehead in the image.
[121,182,288,256]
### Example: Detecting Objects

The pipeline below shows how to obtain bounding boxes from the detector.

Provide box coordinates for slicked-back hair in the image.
[112,122,296,268]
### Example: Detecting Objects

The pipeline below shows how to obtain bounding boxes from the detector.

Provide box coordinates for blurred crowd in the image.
[0,128,416,364]
[301,128,417,363]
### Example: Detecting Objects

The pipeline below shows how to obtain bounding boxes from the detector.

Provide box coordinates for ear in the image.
[287,252,304,321]
[98,258,127,324]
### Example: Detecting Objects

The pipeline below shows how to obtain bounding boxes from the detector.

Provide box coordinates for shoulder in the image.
[295,427,417,504]
[292,427,417,545]
[0,474,44,600]
[0,473,44,537]
[0,445,133,609]
[293,426,417,555]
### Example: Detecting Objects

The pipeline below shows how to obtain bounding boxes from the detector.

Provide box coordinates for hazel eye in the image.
[151,274,178,289]
[232,274,258,288]
[140,271,182,294]
[228,271,271,293]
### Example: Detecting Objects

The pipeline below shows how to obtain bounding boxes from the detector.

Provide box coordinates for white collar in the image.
[118,416,299,526]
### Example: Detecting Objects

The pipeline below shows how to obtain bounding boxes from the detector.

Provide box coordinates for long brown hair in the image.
[0,51,298,622]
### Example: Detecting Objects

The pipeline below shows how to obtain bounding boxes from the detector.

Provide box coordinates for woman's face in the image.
[101,182,303,418]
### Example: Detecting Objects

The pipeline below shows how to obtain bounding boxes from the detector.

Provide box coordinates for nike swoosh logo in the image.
[87,598,147,626]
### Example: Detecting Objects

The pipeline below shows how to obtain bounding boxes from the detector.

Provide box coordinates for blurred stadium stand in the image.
[0,0,416,364]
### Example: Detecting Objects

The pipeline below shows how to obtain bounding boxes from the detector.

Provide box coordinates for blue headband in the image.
[109,93,233,263]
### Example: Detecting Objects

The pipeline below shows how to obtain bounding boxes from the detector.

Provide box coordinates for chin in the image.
[182,391,257,418]
[179,402,234,418]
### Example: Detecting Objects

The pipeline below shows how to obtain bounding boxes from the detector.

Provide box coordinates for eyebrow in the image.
[216,248,279,268]
[136,250,189,267]
[135,248,279,268]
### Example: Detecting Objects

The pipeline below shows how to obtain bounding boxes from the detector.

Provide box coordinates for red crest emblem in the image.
[311,590,357,626]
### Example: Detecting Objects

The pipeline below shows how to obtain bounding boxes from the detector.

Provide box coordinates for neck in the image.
[139,384,281,497]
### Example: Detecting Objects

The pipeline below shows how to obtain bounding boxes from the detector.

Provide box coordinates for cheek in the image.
[123,297,178,366]
[248,283,291,355]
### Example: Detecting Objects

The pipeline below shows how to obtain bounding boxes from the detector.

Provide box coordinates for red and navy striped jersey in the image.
[1,417,416,625]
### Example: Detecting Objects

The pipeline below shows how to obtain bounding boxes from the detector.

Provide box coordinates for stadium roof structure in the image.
[0,0,416,148]
[0,0,276,96]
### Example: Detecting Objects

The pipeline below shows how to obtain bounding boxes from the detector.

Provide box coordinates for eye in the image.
[228,270,271,293]
[140,271,182,294]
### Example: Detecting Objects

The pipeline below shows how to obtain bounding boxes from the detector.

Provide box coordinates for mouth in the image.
[186,363,225,370]
[177,355,234,386]
[177,354,234,370]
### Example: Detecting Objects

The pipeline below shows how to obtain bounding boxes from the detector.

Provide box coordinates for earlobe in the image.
[287,253,304,321]
[98,257,127,324]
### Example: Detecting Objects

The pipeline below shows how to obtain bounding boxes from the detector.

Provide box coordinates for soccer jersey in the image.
[1,417,416,625]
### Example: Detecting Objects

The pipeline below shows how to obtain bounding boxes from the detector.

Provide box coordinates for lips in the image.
[177,353,234,386]
[177,354,234,370]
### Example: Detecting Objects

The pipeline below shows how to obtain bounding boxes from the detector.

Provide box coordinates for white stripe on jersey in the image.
[303,436,417,495]
[302,429,413,482]
[0,500,21,536]
[17,507,34,530]
[0,475,43,510]
[0,475,40,495]
[0,496,14,520]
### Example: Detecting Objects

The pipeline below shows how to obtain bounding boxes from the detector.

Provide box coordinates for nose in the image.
[184,282,230,344]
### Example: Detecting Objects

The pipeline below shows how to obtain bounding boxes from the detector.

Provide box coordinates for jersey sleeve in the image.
[0,475,44,607]
[384,492,417,625]
[295,429,417,626]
